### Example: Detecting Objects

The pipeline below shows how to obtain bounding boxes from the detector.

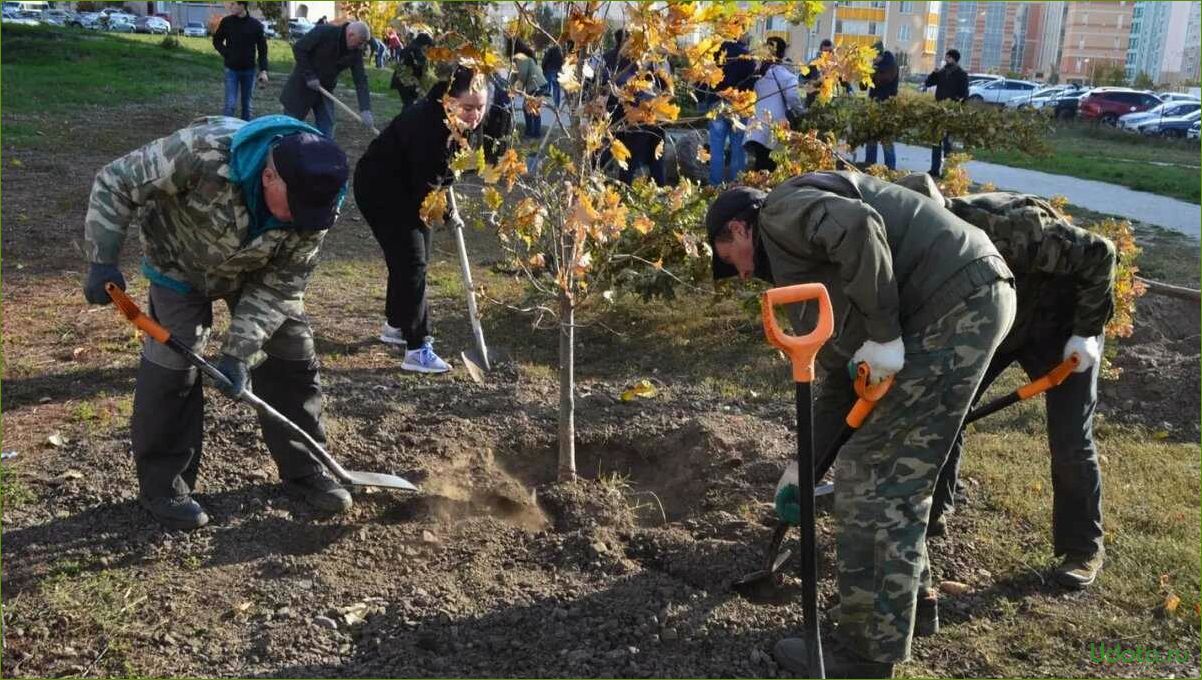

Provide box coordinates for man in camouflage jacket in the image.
[896,174,1115,590]
[83,115,351,530]
[706,171,1016,677]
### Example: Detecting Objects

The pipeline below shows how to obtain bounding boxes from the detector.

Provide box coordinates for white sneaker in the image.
[379,323,406,346]
[401,339,452,374]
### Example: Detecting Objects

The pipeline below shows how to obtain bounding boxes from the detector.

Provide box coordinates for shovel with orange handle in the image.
[104,283,420,492]
[759,282,836,679]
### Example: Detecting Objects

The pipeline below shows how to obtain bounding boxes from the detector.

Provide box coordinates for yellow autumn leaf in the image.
[425,46,456,63]
[528,253,546,268]
[494,148,526,190]
[610,139,631,170]
[558,62,582,94]
[1164,593,1181,616]
[483,186,503,212]
[632,215,654,235]
[620,379,659,402]
[418,188,448,228]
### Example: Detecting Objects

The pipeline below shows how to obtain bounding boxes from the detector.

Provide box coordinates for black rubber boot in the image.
[284,471,352,513]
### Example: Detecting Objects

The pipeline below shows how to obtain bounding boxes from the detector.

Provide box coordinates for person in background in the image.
[368,35,387,69]
[481,70,514,164]
[386,27,403,62]
[706,33,756,185]
[862,41,899,169]
[353,68,489,374]
[509,39,547,139]
[614,60,672,186]
[924,48,969,177]
[391,32,433,110]
[745,36,801,173]
[212,1,268,121]
[542,40,565,108]
[280,20,373,138]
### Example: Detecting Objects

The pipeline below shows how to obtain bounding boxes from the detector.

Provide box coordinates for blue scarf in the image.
[228,115,324,240]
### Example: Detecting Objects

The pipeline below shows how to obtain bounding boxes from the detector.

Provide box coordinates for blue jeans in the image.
[223,68,257,121]
[930,134,953,176]
[708,115,747,186]
[864,140,896,170]
[523,103,542,138]
[544,69,561,107]
[285,98,335,137]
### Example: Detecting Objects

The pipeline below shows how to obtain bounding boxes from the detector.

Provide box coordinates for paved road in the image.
[887,143,1201,237]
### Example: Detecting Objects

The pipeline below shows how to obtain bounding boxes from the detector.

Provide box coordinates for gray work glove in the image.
[305,77,321,92]
[83,263,125,305]
[359,110,374,130]
[214,354,248,398]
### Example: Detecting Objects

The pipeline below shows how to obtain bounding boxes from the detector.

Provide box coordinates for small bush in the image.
[159,35,181,50]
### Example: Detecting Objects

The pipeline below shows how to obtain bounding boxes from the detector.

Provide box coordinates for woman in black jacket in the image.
[354,67,488,373]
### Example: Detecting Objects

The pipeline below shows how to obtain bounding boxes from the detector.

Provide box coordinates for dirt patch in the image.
[1101,293,1201,440]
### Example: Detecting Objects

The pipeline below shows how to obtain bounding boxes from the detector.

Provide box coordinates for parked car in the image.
[1118,101,1201,130]
[107,13,136,32]
[968,78,1039,106]
[1078,88,1161,124]
[967,73,1002,86]
[153,12,172,27]
[41,8,71,25]
[1138,109,1201,137]
[1157,92,1201,103]
[72,11,103,29]
[263,23,277,38]
[182,20,206,37]
[1005,85,1067,109]
[0,9,38,24]
[1187,121,1200,140]
[135,15,170,34]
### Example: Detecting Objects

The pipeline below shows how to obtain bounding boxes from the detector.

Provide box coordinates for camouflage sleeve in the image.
[222,230,325,365]
[83,129,205,264]
[952,195,1116,336]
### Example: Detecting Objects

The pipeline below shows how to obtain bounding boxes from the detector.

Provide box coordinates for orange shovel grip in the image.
[847,363,894,428]
[105,283,171,344]
[1016,355,1079,400]
[761,283,834,383]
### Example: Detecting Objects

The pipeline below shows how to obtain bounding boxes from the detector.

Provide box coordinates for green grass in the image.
[973,120,1202,204]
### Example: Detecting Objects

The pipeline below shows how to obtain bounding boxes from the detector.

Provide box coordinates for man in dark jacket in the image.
[542,42,565,108]
[706,172,1016,677]
[212,2,268,121]
[280,20,373,138]
[707,34,757,186]
[894,175,1115,590]
[924,48,970,176]
[391,32,433,110]
[862,42,899,169]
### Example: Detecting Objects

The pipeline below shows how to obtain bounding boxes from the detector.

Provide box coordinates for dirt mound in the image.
[1101,294,1200,440]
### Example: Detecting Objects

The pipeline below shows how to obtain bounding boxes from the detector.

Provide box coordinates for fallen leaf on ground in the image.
[620,379,659,401]
[939,580,972,596]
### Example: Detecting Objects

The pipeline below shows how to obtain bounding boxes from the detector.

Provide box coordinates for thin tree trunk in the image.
[557,290,576,481]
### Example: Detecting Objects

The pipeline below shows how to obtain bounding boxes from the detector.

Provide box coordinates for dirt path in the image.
[2,87,1198,679]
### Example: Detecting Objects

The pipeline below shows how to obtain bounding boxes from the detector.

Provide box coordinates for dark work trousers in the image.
[481,106,513,164]
[931,332,1104,557]
[745,140,777,172]
[617,126,667,186]
[355,178,433,348]
[132,284,327,500]
[929,134,953,176]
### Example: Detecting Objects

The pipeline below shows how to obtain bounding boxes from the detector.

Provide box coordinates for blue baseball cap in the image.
[272,132,348,231]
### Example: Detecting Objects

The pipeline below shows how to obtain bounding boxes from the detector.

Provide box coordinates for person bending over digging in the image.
[706,171,1016,678]
[353,66,488,373]
[82,115,352,530]
[895,173,1116,590]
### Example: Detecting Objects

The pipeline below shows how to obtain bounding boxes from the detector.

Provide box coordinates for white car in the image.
[1118,101,1201,131]
[968,78,1039,106]
[182,21,206,37]
[1157,92,1200,103]
[107,13,136,32]
[1187,121,1200,140]
[1005,85,1066,109]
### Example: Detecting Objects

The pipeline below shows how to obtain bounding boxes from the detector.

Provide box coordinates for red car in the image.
[1078,88,1162,124]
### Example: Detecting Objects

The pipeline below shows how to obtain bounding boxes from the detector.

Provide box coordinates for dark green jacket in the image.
[946,192,1116,342]
[758,171,1012,370]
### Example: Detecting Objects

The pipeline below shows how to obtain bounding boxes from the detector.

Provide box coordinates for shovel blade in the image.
[339,469,421,492]
[461,347,505,385]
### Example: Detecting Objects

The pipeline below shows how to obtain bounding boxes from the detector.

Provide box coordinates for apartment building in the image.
[1058,1,1135,83]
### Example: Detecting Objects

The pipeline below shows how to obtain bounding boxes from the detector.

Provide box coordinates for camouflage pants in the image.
[826,281,1016,663]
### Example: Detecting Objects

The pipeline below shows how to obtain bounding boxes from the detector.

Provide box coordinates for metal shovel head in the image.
[460,347,506,385]
[339,468,421,492]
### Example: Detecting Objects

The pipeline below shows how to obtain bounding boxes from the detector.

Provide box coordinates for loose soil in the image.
[2,81,1198,679]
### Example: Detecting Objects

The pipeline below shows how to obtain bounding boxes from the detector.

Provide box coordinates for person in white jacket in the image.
[745,37,803,172]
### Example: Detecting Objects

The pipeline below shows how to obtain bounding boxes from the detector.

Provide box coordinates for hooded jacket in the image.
[757,171,1012,369]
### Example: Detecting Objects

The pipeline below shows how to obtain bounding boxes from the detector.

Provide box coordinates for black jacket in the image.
[924,62,969,102]
[212,13,268,72]
[541,44,564,74]
[354,85,455,221]
[867,49,898,102]
[280,23,371,114]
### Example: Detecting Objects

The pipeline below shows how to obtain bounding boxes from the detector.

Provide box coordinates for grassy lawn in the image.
[973,120,1202,204]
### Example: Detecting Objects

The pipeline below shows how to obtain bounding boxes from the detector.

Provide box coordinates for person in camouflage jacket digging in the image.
[706,171,1016,678]
[895,174,1115,590]
[82,115,351,531]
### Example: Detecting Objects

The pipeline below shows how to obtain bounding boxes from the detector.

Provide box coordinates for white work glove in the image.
[258,71,269,85]
[1063,335,1100,373]
[305,77,321,91]
[851,337,905,384]
[360,110,374,130]
[774,460,798,498]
